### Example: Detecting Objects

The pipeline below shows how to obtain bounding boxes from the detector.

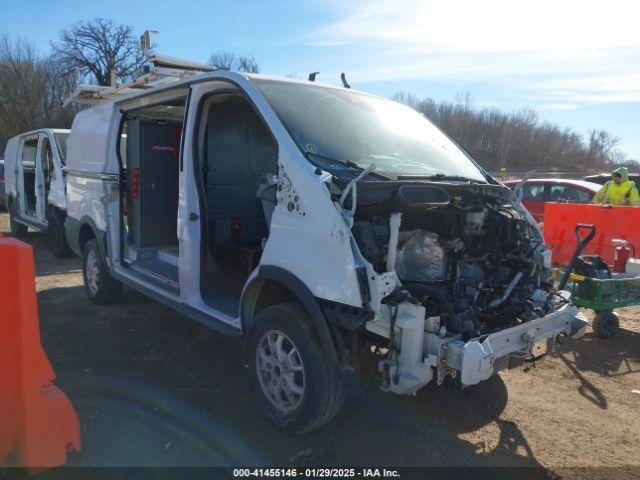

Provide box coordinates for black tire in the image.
[9,201,27,237]
[82,239,122,305]
[246,303,345,434]
[48,213,71,258]
[443,373,465,392]
[592,310,619,339]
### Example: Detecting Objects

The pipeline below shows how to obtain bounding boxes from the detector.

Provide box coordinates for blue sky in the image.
[2,0,639,161]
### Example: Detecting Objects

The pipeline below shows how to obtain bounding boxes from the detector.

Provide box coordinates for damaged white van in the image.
[64,72,587,433]
[3,128,71,256]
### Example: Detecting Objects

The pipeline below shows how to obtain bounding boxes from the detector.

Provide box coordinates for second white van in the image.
[3,128,71,256]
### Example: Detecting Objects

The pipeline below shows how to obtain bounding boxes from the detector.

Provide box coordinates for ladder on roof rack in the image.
[63,30,212,107]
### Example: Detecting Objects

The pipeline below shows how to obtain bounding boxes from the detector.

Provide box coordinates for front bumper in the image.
[445,303,587,386]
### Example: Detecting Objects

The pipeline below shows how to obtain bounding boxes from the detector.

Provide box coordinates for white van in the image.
[64,72,587,433]
[3,128,71,256]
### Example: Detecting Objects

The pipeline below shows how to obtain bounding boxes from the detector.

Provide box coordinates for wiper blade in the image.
[304,151,395,180]
[396,173,483,183]
[304,150,361,169]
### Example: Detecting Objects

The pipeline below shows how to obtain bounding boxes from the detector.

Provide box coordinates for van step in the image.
[136,249,157,260]
[129,262,179,295]
[14,216,45,231]
[157,249,178,267]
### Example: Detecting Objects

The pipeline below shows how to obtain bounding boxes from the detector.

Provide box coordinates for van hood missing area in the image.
[342,178,552,336]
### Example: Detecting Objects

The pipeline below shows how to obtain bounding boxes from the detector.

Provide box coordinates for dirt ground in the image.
[2,211,639,478]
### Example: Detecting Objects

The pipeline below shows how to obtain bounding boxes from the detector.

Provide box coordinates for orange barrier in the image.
[543,202,640,266]
[0,238,80,473]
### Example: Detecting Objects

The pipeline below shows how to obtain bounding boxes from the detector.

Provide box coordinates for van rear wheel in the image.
[246,303,345,434]
[49,213,71,258]
[9,202,27,237]
[82,239,122,305]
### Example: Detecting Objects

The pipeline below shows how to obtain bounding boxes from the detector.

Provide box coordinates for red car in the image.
[503,178,600,223]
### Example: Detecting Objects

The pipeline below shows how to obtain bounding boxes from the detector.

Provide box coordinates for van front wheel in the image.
[246,303,345,434]
[82,239,122,305]
[49,213,71,258]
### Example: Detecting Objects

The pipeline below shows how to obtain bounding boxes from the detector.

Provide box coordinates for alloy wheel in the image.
[85,250,100,295]
[255,330,305,413]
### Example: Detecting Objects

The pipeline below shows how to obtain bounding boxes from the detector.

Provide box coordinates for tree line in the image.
[0,18,259,153]
[1,17,634,175]
[392,92,637,173]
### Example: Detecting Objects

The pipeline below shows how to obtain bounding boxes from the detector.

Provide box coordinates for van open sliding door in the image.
[18,135,40,220]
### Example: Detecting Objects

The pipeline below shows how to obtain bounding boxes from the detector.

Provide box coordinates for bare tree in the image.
[0,35,75,151]
[588,129,619,169]
[207,51,260,73]
[0,35,44,134]
[51,18,145,86]
[208,51,235,71]
[235,55,259,73]
[393,90,628,173]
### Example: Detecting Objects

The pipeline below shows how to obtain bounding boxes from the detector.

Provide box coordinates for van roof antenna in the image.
[308,71,319,82]
[340,72,350,89]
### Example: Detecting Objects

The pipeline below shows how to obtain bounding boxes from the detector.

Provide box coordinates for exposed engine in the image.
[349,181,554,337]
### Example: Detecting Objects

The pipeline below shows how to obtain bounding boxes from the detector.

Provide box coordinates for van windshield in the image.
[53,132,69,164]
[253,79,486,182]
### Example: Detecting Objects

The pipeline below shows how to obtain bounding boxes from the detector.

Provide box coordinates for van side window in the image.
[53,133,68,164]
[21,138,37,169]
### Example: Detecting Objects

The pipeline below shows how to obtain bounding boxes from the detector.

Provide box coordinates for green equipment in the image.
[553,224,640,339]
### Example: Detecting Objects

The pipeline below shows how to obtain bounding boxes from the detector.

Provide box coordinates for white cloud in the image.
[303,40,350,47]
[536,103,580,111]
[319,0,640,52]
[309,0,640,107]
[529,73,640,103]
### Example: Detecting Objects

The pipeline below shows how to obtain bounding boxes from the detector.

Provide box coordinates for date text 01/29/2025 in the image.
[233,468,401,478]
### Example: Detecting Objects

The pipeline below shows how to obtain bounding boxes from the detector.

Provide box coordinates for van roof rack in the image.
[63,30,212,107]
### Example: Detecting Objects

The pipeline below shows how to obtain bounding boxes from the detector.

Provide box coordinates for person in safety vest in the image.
[592,167,640,206]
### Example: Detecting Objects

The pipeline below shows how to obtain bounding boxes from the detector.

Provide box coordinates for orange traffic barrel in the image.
[0,237,80,472]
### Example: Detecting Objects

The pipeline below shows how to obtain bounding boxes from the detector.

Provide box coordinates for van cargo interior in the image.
[198,93,277,315]
[119,93,277,315]
[121,100,185,290]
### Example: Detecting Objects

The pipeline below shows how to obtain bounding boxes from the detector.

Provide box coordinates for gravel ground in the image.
[2,212,639,478]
